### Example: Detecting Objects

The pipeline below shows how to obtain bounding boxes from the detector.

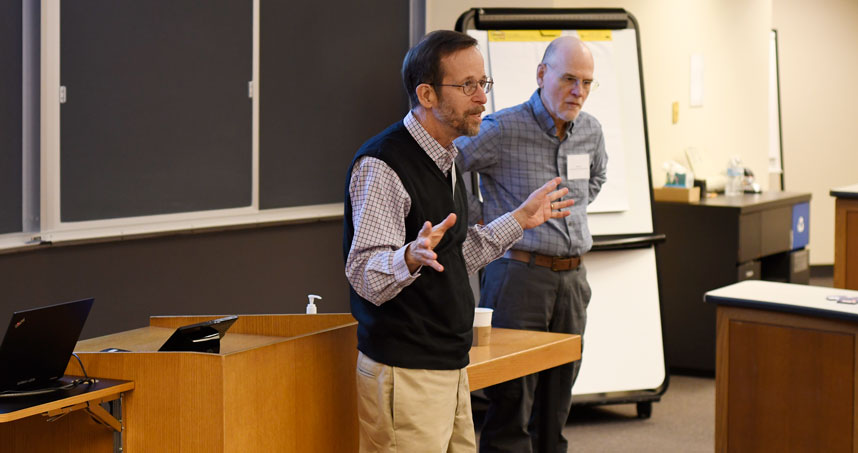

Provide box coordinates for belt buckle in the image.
[550,257,567,272]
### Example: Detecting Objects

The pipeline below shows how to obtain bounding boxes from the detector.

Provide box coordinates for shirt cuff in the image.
[490,212,524,245]
[393,242,421,282]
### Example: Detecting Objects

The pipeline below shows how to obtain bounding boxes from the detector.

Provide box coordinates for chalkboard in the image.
[259,0,410,208]
[0,0,22,234]
[60,0,252,222]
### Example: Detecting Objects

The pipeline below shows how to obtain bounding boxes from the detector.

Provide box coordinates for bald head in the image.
[536,36,596,132]
[541,36,593,67]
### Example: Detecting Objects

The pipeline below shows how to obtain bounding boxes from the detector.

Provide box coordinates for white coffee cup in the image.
[474,307,493,327]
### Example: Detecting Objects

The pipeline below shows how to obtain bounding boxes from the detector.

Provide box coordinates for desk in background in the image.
[0,377,132,453]
[832,184,858,290]
[655,191,811,372]
[706,281,858,452]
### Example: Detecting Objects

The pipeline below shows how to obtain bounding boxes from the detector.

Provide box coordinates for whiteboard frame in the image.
[459,8,658,239]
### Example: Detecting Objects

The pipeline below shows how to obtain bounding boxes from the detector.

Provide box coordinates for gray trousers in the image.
[478,258,591,453]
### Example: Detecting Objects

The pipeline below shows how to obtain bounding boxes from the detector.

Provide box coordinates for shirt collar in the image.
[528,89,573,138]
[403,110,457,175]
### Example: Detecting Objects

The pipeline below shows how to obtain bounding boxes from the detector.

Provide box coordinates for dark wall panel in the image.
[0,221,349,340]
[1,0,22,233]
[260,0,410,208]
[60,0,252,221]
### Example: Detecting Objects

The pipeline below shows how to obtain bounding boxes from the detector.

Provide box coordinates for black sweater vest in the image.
[343,121,474,369]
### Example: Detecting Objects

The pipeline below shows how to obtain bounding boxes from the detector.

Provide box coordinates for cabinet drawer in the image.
[738,213,761,262]
[737,260,761,281]
[761,206,793,256]
[738,206,795,262]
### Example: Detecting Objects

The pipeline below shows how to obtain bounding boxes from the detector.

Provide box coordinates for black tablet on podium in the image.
[158,315,238,354]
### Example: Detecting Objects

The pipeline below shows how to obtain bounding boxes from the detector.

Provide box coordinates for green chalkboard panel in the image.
[60,0,252,221]
[1,0,22,233]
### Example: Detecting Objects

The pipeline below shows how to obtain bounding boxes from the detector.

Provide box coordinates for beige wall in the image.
[774,0,858,264]
[427,0,774,245]
[430,0,858,265]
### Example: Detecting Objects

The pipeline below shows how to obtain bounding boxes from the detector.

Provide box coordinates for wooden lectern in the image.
[71,314,358,453]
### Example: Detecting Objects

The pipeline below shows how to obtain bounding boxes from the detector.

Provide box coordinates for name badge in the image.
[566,154,590,180]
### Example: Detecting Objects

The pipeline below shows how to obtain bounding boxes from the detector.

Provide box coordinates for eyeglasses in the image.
[544,63,599,93]
[434,78,494,96]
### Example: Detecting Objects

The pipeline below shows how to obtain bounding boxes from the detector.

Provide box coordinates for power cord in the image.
[71,352,90,379]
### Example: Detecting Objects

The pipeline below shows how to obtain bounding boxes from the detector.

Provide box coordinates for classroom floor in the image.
[560,375,714,452]
[474,374,714,452]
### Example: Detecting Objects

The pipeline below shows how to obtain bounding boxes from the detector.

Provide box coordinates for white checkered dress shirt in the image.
[345,111,523,306]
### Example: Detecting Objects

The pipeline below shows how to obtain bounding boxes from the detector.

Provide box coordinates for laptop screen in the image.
[0,298,94,392]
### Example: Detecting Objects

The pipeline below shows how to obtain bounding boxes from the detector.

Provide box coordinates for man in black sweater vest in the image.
[344,30,574,452]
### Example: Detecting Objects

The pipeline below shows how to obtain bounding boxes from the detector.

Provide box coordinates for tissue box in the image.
[653,186,700,203]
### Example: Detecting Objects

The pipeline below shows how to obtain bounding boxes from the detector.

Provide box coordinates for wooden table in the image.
[468,327,581,391]
[0,376,133,453]
[832,184,858,290]
[706,280,858,452]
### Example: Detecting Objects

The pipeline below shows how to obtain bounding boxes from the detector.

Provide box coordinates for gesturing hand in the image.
[511,177,575,230]
[404,213,458,273]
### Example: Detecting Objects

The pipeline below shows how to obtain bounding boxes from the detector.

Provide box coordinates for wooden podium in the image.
[63,315,579,452]
[71,314,359,453]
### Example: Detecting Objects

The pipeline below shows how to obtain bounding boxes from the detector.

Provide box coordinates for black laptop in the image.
[0,298,94,393]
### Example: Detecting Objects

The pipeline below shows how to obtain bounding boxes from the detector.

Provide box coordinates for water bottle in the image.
[725,157,743,196]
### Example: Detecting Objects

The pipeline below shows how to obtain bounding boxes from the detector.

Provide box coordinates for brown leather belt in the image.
[503,250,581,271]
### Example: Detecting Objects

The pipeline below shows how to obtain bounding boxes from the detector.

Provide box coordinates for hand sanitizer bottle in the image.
[306,294,322,314]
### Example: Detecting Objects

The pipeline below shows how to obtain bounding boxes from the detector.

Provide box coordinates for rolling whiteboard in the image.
[572,246,665,395]
[468,29,652,236]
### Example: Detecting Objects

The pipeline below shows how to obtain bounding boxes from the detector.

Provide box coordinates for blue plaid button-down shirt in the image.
[455,89,608,257]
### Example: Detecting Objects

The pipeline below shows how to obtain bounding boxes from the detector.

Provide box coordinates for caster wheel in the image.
[636,401,652,419]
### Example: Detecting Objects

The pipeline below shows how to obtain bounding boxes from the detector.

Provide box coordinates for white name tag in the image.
[566,154,590,180]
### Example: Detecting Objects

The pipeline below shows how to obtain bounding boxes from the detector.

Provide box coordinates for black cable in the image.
[71,352,89,379]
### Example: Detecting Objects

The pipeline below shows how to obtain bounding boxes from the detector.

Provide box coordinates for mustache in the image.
[467,106,486,115]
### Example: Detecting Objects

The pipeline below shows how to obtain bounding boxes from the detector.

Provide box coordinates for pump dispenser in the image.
[306,294,322,314]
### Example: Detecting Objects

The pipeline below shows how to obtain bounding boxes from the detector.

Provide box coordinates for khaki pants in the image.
[356,352,476,453]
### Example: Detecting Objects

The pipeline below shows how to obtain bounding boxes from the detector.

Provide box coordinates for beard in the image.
[437,97,485,137]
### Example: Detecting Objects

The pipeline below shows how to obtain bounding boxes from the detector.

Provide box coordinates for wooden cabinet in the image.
[706,281,858,453]
[833,185,858,290]
[654,192,811,372]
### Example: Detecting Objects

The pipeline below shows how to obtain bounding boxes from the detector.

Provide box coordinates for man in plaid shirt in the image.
[344,30,576,452]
